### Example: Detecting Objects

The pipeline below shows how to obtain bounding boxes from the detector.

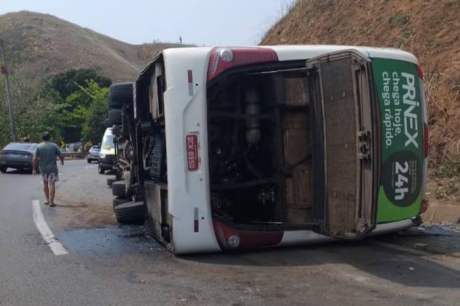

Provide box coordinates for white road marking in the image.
[32,200,68,256]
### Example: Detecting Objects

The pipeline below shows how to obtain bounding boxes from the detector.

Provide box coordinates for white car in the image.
[86,145,101,163]
[98,128,116,174]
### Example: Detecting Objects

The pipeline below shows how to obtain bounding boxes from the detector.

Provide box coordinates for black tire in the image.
[108,109,122,126]
[112,181,127,198]
[107,177,117,187]
[109,83,133,109]
[113,197,127,207]
[87,159,91,164]
[98,164,104,174]
[113,200,146,225]
[0,167,7,173]
[121,110,131,138]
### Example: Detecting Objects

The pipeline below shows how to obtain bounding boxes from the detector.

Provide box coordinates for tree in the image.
[0,73,61,146]
[45,68,111,100]
[80,81,109,144]
[43,69,112,142]
[0,68,111,147]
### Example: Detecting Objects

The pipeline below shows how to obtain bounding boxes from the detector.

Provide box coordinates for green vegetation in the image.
[399,30,412,48]
[434,159,460,178]
[42,69,111,143]
[387,13,412,52]
[432,160,460,200]
[79,81,110,144]
[0,68,111,148]
[389,14,409,27]
[434,179,458,200]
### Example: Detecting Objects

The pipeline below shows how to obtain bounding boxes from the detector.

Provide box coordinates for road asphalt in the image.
[0,160,459,306]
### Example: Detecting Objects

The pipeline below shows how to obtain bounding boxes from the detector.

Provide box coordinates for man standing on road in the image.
[33,132,64,207]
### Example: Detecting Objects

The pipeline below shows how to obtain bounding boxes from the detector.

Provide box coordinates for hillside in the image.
[262,0,460,165]
[0,11,180,83]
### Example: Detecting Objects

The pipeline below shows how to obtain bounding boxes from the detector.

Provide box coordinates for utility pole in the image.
[0,39,16,142]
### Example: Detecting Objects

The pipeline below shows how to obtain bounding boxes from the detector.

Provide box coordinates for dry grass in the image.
[425,71,460,165]
[0,11,182,83]
[262,0,460,167]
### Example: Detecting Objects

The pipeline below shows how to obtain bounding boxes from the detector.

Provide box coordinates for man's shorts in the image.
[42,171,59,183]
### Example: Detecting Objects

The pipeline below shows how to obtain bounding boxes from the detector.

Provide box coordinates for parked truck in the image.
[106,45,428,254]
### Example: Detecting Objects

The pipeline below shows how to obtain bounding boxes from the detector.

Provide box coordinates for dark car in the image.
[0,142,38,173]
[87,145,101,163]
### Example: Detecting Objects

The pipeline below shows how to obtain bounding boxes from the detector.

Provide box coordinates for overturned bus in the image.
[106,45,428,254]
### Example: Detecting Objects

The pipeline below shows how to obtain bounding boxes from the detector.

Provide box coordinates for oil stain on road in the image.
[58,225,163,257]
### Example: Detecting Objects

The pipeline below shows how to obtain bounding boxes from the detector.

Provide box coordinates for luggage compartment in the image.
[207,62,315,229]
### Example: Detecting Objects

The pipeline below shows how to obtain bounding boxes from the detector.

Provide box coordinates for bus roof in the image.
[160,45,418,65]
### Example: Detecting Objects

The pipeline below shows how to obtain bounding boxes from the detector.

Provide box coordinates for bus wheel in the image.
[113,198,146,225]
[112,181,127,198]
[109,83,133,109]
[107,177,117,187]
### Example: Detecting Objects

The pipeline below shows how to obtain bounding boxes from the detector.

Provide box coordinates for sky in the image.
[0,0,296,46]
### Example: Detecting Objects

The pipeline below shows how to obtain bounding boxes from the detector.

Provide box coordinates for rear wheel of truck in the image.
[112,181,127,198]
[112,196,126,207]
[107,177,117,187]
[112,198,146,225]
[0,167,7,173]
[109,83,133,109]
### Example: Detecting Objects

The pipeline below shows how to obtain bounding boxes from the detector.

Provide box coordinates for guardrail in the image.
[62,152,85,160]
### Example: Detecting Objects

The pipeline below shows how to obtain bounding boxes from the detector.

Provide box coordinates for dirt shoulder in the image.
[52,160,116,228]
[424,171,460,224]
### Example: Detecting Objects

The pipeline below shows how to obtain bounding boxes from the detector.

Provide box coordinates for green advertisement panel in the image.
[371,58,424,223]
